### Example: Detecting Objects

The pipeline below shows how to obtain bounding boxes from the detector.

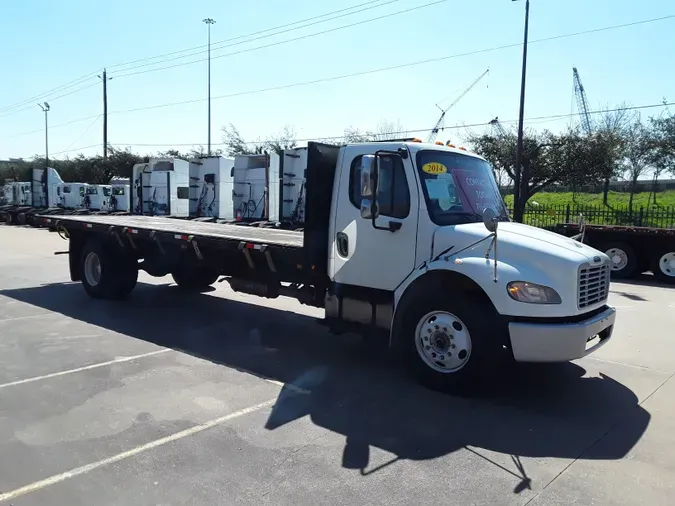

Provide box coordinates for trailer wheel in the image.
[602,242,637,279]
[652,249,675,285]
[80,240,138,300]
[400,293,501,395]
[171,264,220,292]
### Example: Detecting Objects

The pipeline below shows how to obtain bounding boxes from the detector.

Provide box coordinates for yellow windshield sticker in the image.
[422,162,447,175]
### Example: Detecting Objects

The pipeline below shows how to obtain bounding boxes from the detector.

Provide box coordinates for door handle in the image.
[336,232,349,257]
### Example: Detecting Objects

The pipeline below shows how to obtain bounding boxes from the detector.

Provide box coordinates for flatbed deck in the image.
[40,214,304,248]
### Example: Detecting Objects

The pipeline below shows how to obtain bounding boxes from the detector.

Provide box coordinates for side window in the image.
[177,186,189,199]
[349,154,410,219]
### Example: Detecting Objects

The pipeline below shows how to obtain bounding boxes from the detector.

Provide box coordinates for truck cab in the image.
[326,140,615,390]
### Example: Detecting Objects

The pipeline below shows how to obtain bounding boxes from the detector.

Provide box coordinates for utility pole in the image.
[98,69,112,158]
[203,18,216,156]
[38,102,50,168]
[513,0,530,222]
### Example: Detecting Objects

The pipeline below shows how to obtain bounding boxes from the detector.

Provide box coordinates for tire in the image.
[651,249,675,285]
[171,264,220,292]
[399,293,502,395]
[601,242,638,279]
[80,239,138,300]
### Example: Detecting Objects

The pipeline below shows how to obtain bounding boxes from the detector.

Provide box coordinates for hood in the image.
[433,221,606,266]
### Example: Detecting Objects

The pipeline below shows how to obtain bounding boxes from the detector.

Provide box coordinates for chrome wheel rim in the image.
[658,252,675,278]
[84,252,102,287]
[606,247,628,271]
[414,311,472,373]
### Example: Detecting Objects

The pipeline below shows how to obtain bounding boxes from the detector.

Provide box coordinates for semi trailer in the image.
[41,140,617,393]
[556,222,675,284]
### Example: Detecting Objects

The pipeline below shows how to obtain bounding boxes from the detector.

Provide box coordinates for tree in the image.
[343,119,406,143]
[221,123,296,156]
[469,128,612,222]
[594,103,636,205]
[620,117,653,211]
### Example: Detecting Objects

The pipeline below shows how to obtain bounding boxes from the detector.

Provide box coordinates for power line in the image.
[61,115,101,153]
[110,0,450,79]
[108,14,675,116]
[0,81,100,119]
[49,143,101,156]
[110,102,675,148]
[0,72,98,116]
[4,13,674,139]
[0,0,399,114]
[108,0,405,75]
[34,100,675,158]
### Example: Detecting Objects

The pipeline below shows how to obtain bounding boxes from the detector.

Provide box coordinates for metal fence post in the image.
[638,206,644,227]
[565,204,570,224]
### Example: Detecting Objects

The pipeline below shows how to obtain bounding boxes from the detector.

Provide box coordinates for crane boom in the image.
[489,117,507,137]
[573,67,593,135]
[428,68,490,143]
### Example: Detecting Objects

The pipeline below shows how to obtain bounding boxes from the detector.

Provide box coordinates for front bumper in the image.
[508,306,616,362]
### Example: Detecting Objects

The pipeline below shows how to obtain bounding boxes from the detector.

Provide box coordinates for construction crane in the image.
[573,67,593,135]
[489,116,508,137]
[428,68,490,143]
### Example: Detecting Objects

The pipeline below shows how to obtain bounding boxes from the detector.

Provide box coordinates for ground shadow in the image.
[614,273,674,289]
[0,281,651,492]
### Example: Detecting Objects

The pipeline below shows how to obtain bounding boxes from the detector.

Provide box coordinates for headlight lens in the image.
[507,281,562,304]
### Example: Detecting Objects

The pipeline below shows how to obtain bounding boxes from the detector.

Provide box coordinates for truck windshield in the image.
[416,150,508,225]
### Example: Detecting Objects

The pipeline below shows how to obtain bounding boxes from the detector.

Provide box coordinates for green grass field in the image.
[500,190,675,228]
[503,190,675,209]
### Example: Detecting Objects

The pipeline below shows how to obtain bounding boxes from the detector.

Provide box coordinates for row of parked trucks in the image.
[1,138,673,393]
[0,149,309,226]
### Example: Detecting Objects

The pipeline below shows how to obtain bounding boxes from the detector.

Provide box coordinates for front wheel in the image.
[401,294,502,395]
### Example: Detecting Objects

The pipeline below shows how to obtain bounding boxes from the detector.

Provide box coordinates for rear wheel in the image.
[652,249,675,285]
[80,239,138,299]
[171,264,220,292]
[602,242,637,279]
[400,293,502,395]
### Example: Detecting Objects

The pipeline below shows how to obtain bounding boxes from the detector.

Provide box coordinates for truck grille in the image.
[578,263,610,309]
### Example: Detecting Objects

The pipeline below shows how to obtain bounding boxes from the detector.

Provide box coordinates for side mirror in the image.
[359,155,379,220]
[482,207,498,233]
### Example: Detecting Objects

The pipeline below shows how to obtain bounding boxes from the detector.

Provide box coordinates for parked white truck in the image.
[42,140,616,393]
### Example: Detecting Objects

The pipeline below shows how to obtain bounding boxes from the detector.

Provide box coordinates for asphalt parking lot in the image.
[1,225,674,506]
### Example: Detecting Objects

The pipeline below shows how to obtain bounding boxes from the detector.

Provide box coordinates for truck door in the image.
[331,146,419,292]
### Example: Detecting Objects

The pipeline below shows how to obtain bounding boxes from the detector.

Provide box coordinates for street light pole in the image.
[203,17,216,156]
[38,102,50,168]
[513,0,530,221]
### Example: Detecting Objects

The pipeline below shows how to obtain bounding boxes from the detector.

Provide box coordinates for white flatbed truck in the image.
[41,140,617,393]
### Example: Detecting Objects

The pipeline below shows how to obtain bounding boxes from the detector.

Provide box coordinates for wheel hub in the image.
[84,252,102,287]
[606,248,628,271]
[659,252,675,277]
[415,311,472,374]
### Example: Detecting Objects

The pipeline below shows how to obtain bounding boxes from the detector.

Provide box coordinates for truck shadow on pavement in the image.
[0,281,651,493]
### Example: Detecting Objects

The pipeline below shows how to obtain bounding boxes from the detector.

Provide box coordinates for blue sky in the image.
[0,0,673,160]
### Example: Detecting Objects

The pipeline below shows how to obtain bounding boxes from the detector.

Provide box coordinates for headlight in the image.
[507,281,562,304]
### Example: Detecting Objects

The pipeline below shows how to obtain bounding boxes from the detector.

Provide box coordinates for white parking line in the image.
[0,349,171,389]
[0,398,277,503]
[0,313,53,323]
